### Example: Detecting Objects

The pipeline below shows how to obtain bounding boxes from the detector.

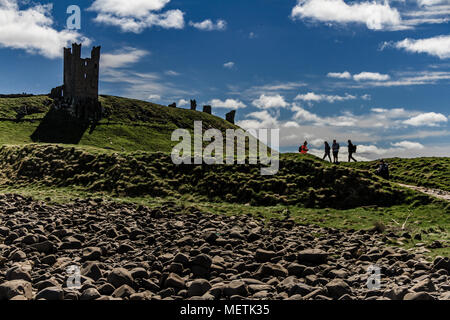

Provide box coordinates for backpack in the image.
[352,145,357,153]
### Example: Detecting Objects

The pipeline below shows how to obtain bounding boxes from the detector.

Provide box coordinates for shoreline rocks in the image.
[0,193,447,300]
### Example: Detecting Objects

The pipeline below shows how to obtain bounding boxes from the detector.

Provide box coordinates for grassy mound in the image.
[0,144,434,209]
[344,157,450,192]
[0,95,238,152]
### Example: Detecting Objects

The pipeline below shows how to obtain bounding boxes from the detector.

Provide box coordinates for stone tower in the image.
[63,43,100,101]
[50,43,102,121]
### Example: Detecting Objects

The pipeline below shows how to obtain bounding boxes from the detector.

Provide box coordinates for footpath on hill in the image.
[398,184,450,202]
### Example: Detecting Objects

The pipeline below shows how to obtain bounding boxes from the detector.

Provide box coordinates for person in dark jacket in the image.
[375,159,390,180]
[347,140,357,162]
[332,140,340,164]
[323,141,331,162]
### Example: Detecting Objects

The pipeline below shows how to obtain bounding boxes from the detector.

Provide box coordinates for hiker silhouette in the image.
[332,140,340,164]
[323,141,331,162]
[348,140,357,162]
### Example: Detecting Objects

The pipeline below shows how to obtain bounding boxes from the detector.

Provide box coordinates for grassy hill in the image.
[344,157,450,192]
[0,95,238,152]
[0,144,440,210]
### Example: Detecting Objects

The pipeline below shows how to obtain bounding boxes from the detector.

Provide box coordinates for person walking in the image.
[332,140,340,164]
[347,140,357,162]
[375,159,390,180]
[299,141,309,154]
[323,141,332,162]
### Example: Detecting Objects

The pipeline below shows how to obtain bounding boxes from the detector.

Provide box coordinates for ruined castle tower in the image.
[51,43,102,121]
[63,43,100,101]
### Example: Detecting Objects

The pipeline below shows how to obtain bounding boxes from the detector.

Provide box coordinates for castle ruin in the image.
[50,43,102,122]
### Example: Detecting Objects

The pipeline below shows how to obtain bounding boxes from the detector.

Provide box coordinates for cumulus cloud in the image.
[0,0,90,58]
[101,47,149,69]
[252,94,289,109]
[189,19,227,31]
[327,71,352,79]
[290,0,450,31]
[389,35,450,59]
[223,62,235,69]
[403,112,448,126]
[294,92,357,103]
[391,141,425,149]
[178,99,189,106]
[209,98,247,109]
[290,0,403,31]
[148,94,162,101]
[88,0,184,33]
[237,110,279,130]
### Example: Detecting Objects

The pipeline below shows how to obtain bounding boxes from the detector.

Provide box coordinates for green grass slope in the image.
[0,95,239,152]
[344,157,450,192]
[0,144,442,210]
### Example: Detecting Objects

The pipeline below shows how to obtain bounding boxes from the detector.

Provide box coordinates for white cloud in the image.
[0,0,90,59]
[223,62,235,69]
[89,0,170,17]
[391,35,450,59]
[252,94,289,109]
[291,0,403,31]
[391,141,425,149]
[403,112,448,126]
[89,0,184,33]
[294,92,356,103]
[291,0,450,31]
[189,19,227,31]
[353,72,390,81]
[291,104,323,123]
[101,47,149,69]
[348,70,450,87]
[417,0,449,6]
[148,94,162,101]
[237,110,279,130]
[327,71,352,79]
[178,99,188,106]
[209,98,247,109]
[282,121,301,128]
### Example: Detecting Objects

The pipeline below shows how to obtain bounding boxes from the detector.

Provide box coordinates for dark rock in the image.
[297,249,328,265]
[82,247,102,261]
[164,273,185,289]
[325,279,351,299]
[107,268,133,288]
[255,249,276,263]
[188,279,212,297]
[36,287,64,300]
[80,288,101,300]
[112,285,136,298]
[0,280,33,300]
[404,292,435,300]
[81,262,103,281]
[223,281,248,297]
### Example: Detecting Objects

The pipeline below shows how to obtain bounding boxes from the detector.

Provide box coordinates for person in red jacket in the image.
[299,141,309,154]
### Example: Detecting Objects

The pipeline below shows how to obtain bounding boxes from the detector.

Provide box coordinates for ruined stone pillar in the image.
[190,99,197,111]
[226,110,236,124]
[203,105,212,114]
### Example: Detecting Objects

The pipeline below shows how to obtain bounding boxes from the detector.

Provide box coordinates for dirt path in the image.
[398,183,450,201]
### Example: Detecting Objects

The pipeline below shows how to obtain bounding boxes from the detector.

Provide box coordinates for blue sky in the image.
[0,0,449,159]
